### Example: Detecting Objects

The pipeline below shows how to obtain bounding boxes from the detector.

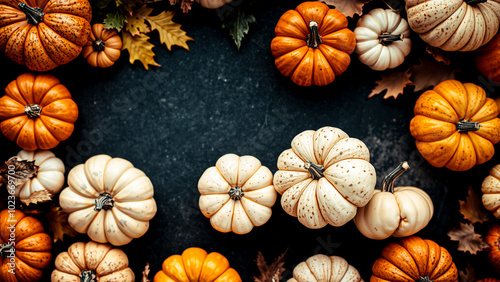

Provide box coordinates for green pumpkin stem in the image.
[305,161,325,180]
[306,21,322,48]
[25,104,42,119]
[18,2,44,25]
[382,162,409,193]
[93,39,106,52]
[79,270,97,282]
[94,193,114,211]
[0,243,14,258]
[379,32,404,44]
[456,119,481,132]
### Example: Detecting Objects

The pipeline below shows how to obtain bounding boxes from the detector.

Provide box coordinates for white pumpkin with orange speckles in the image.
[198,154,277,234]
[51,241,134,281]
[288,254,363,282]
[406,0,500,51]
[274,127,377,229]
[481,164,500,219]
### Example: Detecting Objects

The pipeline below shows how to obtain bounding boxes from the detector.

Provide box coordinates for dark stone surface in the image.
[1,0,499,280]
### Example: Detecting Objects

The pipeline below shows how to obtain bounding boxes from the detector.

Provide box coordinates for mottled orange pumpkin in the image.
[475,32,500,84]
[82,23,122,68]
[0,0,92,71]
[486,225,500,273]
[410,80,500,171]
[270,1,356,86]
[0,209,52,282]
[0,73,79,150]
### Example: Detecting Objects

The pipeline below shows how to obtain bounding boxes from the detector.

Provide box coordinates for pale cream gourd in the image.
[59,155,157,246]
[198,154,277,234]
[274,127,377,229]
[15,150,65,199]
[354,162,434,240]
[288,254,363,282]
[51,241,134,282]
[354,8,411,70]
[481,164,500,219]
[406,0,500,51]
[195,0,232,9]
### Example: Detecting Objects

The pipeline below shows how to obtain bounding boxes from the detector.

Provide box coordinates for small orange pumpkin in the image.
[0,209,52,282]
[486,225,500,273]
[0,73,78,150]
[475,31,500,84]
[82,23,122,68]
[270,1,356,86]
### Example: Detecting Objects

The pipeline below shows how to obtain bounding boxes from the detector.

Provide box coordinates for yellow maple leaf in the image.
[146,11,194,51]
[122,31,160,70]
[126,5,153,36]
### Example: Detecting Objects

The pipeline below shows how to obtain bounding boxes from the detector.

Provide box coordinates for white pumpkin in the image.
[198,154,277,234]
[274,127,377,229]
[195,0,232,9]
[354,8,411,70]
[354,162,434,240]
[14,150,65,199]
[481,164,500,219]
[288,254,363,282]
[59,155,157,246]
[406,0,500,51]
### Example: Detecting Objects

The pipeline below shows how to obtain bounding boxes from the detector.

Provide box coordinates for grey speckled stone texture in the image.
[0,0,499,280]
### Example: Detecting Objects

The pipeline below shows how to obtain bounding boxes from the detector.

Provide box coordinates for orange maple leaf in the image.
[369,69,411,99]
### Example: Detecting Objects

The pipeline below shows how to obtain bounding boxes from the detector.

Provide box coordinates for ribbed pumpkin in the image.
[0,209,52,282]
[288,254,362,282]
[371,236,458,281]
[0,73,79,150]
[82,23,122,68]
[154,247,242,282]
[0,0,92,71]
[270,1,356,86]
[485,225,500,273]
[410,80,500,171]
[475,31,500,83]
[481,164,500,219]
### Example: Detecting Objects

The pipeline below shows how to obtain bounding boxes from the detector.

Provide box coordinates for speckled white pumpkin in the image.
[406,0,500,51]
[198,154,277,234]
[354,8,411,70]
[274,127,377,229]
[59,155,157,246]
[14,150,65,199]
[288,254,363,282]
[481,164,500,219]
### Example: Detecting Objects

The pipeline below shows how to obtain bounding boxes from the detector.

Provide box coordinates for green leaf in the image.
[222,8,256,50]
[104,11,128,31]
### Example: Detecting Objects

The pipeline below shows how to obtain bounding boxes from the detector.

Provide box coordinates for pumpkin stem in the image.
[379,32,404,44]
[93,39,106,52]
[229,186,244,200]
[305,161,324,180]
[456,119,481,132]
[0,243,14,258]
[465,0,487,5]
[415,276,432,282]
[18,2,44,25]
[25,104,42,119]
[306,21,322,48]
[80,270,97,282]
[382,162,409,193]
[94,193,114,211]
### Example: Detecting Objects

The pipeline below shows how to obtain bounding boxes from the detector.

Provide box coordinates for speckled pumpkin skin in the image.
[0,209,52,282]
[371,236,458,281]
[0,0,92,71]
[485,225,500,273]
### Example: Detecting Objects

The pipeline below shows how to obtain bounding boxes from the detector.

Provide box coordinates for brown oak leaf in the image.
[319,0,369,18]
[20,190,52,206]
[125,5,153,36]
[45,205,78,243]
[142,262,151,282]
[0,157,38,188]
[448,223,490,255]
[426,46,451,65]
[369,69,411,99]
[253,251,287,282]
[459,187,489,224]
[170,0,193,13]
[122,31,160,70]
[458,264,475,282]
[410,58,458,92]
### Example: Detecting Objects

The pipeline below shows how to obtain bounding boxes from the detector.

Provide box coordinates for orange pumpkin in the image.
[270,1,356,86]
[0,209,52,282]
[475,32,500,84]
[410,80,500,171]
[82,23,122,68]
[371,236,458,281]
[0,0,92,71]
[486,225,500,273]
[154,247,242,282]
[0,73,79,150]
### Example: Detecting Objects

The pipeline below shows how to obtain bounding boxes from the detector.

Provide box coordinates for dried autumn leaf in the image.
[0,157,38,188]
[458,264,475,282]
[142,262,151,282]
[319,0,368,18]
[369,69,411,99]
[222,8,256,50]
[146,10,193,51]
[104,10,128,31]
[448,223,490,255]
[126,5,153,36]
[122,31,160,69]
[253,251,286,282]
[426,46,451,65]
[459,187,489,224]
[20,190,52,206]
[169,0,193,13]
[45,205,78,243]
[410,58,458,92]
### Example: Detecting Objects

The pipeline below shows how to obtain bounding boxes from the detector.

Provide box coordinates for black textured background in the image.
[1,0,500,280]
